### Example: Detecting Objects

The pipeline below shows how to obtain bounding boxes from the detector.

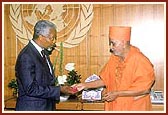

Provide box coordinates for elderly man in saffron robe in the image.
[73,26,155,111]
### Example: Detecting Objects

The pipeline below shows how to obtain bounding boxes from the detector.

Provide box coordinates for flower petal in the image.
[65,63,75,71]
[58,76,66,84]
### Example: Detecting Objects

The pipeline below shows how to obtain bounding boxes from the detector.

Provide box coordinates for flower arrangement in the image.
[57,63,81,86]
[57,62,81,101]
[53,42,81,86]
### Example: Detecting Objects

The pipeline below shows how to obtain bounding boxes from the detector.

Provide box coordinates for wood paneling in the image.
[3,4,165,99]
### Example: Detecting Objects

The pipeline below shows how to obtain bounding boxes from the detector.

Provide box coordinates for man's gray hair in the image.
[33,20,56,39]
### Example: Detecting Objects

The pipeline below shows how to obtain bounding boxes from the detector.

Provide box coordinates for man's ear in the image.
[122,40,127,48]
[39,35,43,41]
[123,41,130,48]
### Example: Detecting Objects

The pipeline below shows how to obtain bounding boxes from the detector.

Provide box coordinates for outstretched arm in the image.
[72,79,105,91]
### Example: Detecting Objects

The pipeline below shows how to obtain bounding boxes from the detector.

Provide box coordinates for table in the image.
[4,97,164,111]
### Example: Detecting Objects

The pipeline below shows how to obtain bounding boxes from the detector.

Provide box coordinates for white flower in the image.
[65,63,75,71]
[57,75,67,85]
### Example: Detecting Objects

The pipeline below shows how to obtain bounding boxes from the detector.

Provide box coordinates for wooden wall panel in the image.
[3,4,165,99]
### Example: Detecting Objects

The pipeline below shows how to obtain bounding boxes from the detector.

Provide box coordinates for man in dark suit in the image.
[15,20,75,111]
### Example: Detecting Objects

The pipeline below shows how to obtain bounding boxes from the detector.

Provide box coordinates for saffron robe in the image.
[100,45,155,111]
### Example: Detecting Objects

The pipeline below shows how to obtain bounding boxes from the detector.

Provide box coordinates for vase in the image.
[60,95,69,102]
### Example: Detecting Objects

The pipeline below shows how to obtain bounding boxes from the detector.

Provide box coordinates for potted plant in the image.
[8,79,18,97]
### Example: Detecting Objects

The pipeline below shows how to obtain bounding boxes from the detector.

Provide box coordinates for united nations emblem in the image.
[9,4,94,48]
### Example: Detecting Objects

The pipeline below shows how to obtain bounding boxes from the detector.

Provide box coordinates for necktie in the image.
[41,50,47,63]
[41,50,52,74]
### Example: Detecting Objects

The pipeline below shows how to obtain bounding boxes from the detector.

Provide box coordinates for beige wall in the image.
[3,3,165,98]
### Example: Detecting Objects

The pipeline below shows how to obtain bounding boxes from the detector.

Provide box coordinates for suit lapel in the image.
[46,56,55,77]
[28,42,54,77]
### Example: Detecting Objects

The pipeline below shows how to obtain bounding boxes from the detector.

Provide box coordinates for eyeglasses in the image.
[109,40,121,47]
[48,36,56,41]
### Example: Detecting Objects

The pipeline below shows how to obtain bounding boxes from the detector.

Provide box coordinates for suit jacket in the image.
[15,41,60,111]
